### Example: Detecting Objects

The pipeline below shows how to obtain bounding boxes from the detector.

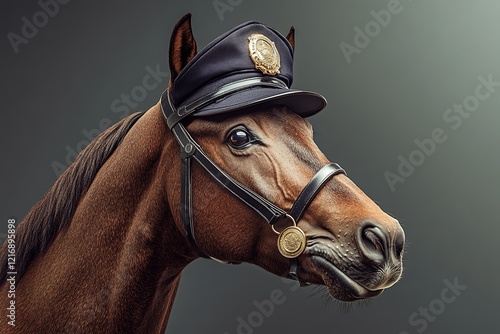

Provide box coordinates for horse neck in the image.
[16,105,195,333]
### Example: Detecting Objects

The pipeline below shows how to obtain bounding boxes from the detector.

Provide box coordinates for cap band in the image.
[162,76,289,128]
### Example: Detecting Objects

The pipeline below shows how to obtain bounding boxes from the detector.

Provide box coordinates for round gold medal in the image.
[277,226,306,258]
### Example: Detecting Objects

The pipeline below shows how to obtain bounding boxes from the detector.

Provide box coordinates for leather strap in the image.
[289,163,345,222]
[287,163,345,286]
[172,123,287,225]
[180,153,197,245]
[166,77,288,128]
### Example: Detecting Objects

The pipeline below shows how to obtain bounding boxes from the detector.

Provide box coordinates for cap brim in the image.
[193,87,327,118]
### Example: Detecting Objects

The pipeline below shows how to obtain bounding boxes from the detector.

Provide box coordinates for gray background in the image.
[1,0,499,333]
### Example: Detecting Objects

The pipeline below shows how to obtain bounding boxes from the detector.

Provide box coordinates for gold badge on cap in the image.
[248,33,281,75]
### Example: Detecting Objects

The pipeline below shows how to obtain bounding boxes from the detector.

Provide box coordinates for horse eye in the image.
[228,129,252,149]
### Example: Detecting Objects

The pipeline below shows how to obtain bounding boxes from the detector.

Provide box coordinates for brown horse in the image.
[0,15,404,333]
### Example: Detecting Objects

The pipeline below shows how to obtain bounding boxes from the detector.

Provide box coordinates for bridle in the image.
[160,79,346,285]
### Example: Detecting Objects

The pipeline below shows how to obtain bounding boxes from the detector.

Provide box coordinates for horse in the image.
[0,14,405,333]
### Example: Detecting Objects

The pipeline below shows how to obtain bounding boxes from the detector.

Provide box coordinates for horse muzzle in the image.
[298,220,405,301]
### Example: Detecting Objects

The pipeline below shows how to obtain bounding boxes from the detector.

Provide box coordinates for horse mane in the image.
[0,111,145,283]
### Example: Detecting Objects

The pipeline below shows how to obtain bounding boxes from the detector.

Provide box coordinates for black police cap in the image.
[166,19,327,126]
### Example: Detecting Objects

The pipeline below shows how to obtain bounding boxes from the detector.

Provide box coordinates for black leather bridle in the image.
[160,80,346,285]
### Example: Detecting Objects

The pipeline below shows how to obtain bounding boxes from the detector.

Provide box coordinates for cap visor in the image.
[194,87,327,118]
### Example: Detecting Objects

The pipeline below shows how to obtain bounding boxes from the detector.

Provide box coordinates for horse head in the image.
[164,14,405,302]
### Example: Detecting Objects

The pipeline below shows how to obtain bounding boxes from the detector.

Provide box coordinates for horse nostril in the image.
[394,226,405,259]
[357,224,388,265]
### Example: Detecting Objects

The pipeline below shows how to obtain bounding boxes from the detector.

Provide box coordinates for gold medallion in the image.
[277,226,306,258]
[248,33,281,75]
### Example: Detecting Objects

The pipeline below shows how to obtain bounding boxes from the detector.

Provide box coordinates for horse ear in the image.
[169,13,197,86]
[286,26,295,52]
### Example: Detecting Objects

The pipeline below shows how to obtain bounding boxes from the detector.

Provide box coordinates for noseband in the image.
[160,89,345,285]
